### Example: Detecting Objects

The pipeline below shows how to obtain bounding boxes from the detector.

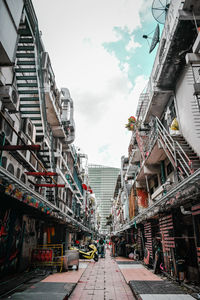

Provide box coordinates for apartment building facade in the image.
[0,0,94,277]
[112,0,200,283]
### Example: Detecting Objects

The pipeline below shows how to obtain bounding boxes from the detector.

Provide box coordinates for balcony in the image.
[0,1,23,65]
[139,0,200,123]
[44,86,65,137]
[143,87,173,123]
[42,52,65,138]
[125,164,139,181]
[151,0,200,90]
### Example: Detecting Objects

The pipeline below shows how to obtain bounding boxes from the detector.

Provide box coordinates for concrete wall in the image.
[0,0,23,64]
[175,65,200,156]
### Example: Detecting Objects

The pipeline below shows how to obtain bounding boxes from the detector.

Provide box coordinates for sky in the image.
[32,0,158,168]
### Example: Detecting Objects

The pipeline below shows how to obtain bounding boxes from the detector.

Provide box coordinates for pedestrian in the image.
[98,237,105,258]
[119,237,126,257]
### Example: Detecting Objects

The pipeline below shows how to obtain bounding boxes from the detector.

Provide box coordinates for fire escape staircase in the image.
[16,26,44,136]
[155,117,200,179]
[16,20,52,171]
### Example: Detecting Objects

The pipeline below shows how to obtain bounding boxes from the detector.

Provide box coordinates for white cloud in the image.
[74,74,148,167]
[126,36,142,52]
[139,0,154,23]
[32,0,149,167]
[122,62,130,73]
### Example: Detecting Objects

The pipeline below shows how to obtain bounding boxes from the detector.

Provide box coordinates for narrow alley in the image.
[1,1,200,299]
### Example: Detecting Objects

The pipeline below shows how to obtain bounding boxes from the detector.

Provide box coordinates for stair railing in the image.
[135,129,145,161]
[155,117,192,177]
[155,117,177,168]
[174,142,192,176]
[144,119,158,155]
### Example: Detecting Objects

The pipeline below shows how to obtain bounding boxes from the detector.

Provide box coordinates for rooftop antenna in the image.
[152,0,170,24]
[143,24,160,53]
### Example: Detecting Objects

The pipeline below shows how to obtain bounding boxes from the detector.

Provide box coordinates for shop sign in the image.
[3,183,52,215]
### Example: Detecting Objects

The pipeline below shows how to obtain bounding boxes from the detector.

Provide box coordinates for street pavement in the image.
[3,251,197,300]
[69,252,134,300]
[3,263,88,300]
[115,256,195,300]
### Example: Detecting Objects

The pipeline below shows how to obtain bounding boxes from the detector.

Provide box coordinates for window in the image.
[167,162,173,176]
[20,174,26,183]
[1,157,7,169]
[154,175,158,189]
[150,187,154,195]
[16,168,20,179]
[7,163,14,175]
[28,123,32,137]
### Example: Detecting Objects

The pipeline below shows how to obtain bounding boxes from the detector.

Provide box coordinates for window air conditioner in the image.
[0,85,19,112]
[193,82,200,95]
[29,153,37,168]
[0,112,14,144]
[21,117,36,143]
[17,131,29,159]
[151,185,164,200]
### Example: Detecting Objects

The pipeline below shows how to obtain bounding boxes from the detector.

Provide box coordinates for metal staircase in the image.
[16,14,52,175]
[156,117,200,179]
[16,19,46,139]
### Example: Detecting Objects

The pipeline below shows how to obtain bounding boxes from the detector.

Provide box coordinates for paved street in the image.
[3,251,196,300]
[115,257,194,300]
[69,252,135,300]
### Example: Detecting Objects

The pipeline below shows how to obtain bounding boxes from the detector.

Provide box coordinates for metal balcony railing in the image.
[139,117,194,179]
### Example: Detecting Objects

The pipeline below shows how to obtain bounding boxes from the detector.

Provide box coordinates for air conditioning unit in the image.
[21,118,36,143]
[30,153,37,168]
[151,185,164,201]
[193,83,200,95]
[17,131,29,159]
[0,85,19,112]
[0,112,14,144]
[59,202,64,211]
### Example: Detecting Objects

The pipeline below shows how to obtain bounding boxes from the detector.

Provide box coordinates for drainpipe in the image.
[145,175,151,204]
[160,161,166,184]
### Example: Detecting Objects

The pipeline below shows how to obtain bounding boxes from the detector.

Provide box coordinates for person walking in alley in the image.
[98,237,105,258]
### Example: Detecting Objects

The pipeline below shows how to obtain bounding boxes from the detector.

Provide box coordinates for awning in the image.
[0,166,93,234]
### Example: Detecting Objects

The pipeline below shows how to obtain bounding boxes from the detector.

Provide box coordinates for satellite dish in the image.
[149,24,160,53]
[142,24,160,53]
[152,0,170,24]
